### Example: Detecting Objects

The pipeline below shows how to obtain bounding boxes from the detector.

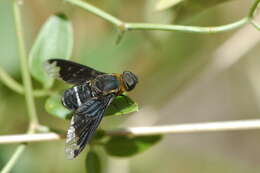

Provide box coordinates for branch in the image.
[249,0,260,30]
[1,144,26,173]
[126,19,248,33]
[14,0,38,128]
[0,133,64,144]
[0,67,24,94]
[249,0,260,18]
[1,119,260,144]
[0,67,52,97]
[1,2,41,173]
[65,0,122,26]
[107,119,260,136]
[65,0,260,34]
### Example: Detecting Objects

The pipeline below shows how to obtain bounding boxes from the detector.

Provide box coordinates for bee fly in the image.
[44,59,138,159]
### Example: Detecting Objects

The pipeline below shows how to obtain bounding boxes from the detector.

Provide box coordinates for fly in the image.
[45,59,138,159]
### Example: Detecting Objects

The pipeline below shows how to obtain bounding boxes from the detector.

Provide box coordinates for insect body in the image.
[45,59,138,159]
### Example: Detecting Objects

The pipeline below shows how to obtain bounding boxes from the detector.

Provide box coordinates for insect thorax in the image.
[92,74,121,95]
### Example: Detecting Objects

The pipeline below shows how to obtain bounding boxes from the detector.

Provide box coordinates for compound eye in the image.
[122,71,138,91]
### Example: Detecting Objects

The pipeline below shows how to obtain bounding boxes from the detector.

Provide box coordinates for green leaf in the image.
[92,130,106,141]
[29,13,73,88]
[105,94,139,117]
[104,135,162,157]
[45,94,72,119]
[156,0,184,11]
[85,150,101,173]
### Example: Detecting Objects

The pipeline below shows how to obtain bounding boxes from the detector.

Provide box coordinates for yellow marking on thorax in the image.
[112,73,126,95]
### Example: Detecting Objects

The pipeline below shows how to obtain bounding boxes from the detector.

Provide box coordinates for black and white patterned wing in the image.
[65,94,115,159]
[44,59,105,85]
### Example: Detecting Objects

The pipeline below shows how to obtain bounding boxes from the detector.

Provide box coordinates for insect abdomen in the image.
[62,83,93,110]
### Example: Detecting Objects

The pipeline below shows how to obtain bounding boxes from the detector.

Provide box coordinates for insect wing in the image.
[44,59,105,85]
[65,94,114,159]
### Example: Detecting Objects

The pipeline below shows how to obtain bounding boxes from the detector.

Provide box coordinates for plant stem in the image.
[0,67,24,94]
[248,0,260,30]
[2,119,260,143]
[249,0,260,18]
[0,133,63,144]
[33,89,53,97]
[251,20,260,30]
[13,0,38,129]
[107,119,260,136]
[1,2,41,172]
[126,18,249,33]
[0,67,51,97]
[66,0,255,34]
[65,0,123,26]
[1,144,26,173]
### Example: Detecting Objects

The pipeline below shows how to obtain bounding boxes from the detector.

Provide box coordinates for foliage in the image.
[104,135,162,157]
[45,94,72,120]
[29,13,73,88]
[85,150,102,173]
[0,0,259,172]
[33,13,141,172]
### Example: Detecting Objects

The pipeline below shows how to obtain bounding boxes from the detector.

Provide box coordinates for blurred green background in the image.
[1,0,260,172]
